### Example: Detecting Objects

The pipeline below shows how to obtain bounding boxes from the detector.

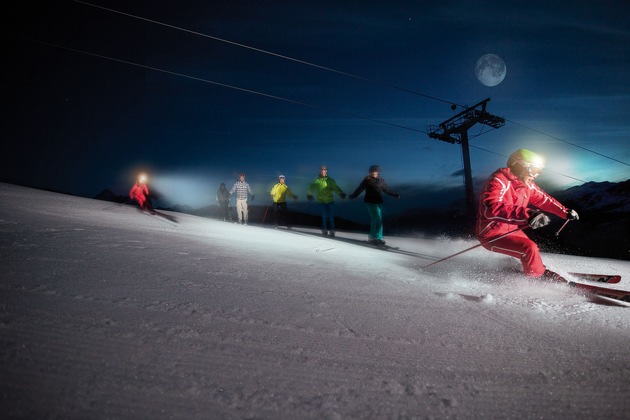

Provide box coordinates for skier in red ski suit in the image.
[129,174,153,212]
[476,149,579,280]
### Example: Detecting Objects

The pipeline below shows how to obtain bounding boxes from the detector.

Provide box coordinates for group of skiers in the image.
[130,148,579,283]
[213,165,400,245]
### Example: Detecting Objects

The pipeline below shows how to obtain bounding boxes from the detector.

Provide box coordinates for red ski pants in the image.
[481,230,545,277]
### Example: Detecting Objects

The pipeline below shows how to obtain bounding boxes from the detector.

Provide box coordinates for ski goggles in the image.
[526,164,543,178]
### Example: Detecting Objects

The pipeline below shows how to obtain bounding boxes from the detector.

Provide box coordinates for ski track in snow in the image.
[1,182,629,419]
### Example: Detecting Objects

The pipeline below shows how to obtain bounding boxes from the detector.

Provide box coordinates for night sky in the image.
[3,0,629,209]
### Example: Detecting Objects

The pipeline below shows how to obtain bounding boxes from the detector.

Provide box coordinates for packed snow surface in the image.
[1,182,629,418]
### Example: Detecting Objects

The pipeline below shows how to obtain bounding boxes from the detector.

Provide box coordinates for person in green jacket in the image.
[270,175,298,228]
[306,165,346,237]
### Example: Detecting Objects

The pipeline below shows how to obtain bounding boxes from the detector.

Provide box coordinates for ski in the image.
[567,272,621,284]
[566,281,630,305]
[365,241,400,250]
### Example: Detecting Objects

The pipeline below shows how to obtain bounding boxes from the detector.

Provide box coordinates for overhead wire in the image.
[72,0,458,108]
[23,40,586,182]
[72,0,629,171]
[38,38,581,183]
[32,41,586,183]
[53,1,626,183]
[505,118,629,167]
[31,40,428,137]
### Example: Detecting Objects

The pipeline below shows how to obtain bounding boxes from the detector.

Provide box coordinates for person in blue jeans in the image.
[349,165,400,246]
[307,165,346,237]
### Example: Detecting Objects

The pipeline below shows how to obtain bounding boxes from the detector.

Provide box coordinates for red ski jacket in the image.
[129,182,149,204]
[476,167,568,241]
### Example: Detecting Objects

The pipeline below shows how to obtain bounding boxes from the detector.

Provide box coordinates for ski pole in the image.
[262,199,272,224]
[555,219,571,237]
[421,225,530,269]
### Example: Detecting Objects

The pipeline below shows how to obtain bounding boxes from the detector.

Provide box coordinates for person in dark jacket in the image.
[349,165,399,246]
[216,183,231,221]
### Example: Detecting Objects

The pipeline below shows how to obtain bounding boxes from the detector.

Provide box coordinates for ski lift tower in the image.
[427,98,505,222]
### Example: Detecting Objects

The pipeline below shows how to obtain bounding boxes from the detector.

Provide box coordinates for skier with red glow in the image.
[476,149,579,281]
[129,173,154,213]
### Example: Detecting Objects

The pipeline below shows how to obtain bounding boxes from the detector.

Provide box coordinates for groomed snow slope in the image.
[1,182,629,419]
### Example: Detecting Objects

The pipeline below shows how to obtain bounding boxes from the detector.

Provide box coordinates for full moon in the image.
[475,54,506,87]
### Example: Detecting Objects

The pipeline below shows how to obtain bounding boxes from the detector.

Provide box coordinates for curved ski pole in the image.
[421,225,529,269]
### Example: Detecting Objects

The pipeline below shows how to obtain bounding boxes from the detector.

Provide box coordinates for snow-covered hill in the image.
[1,182,629,418]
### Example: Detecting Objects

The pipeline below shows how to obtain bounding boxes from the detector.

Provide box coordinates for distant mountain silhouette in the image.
[542,179,630,260]
[553,179,630,213]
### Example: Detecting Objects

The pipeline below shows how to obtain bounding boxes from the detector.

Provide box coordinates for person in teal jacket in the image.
[307,165,346,237]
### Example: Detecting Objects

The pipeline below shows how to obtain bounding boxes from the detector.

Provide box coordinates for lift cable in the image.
[73,0,629,169]
[32,39,429,137]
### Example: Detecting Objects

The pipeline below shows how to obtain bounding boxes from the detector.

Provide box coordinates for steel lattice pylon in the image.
[427,98,505,227]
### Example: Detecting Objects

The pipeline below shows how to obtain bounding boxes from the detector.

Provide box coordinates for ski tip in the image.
[567,272,621,284]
